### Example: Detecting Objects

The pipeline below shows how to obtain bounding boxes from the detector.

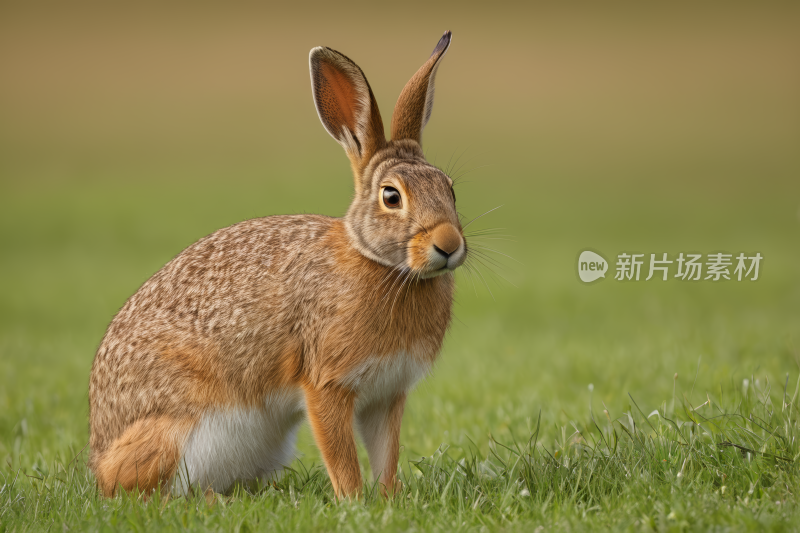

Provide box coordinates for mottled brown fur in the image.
[90,31,463,499]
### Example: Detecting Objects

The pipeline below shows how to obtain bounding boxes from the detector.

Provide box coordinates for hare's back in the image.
[89,215,338,450]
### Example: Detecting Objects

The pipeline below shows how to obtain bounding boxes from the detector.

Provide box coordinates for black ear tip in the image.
[431,30,452,58]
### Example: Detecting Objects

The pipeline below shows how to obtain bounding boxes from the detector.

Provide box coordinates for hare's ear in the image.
[310,47,386,182]
[390,31,452,145]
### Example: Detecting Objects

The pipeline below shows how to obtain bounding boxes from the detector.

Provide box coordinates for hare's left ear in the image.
[391,31,452,145]
[310,47,386,184]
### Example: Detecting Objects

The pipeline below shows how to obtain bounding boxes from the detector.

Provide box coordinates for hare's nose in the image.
[433,244,451,259]
[430,224,462,256]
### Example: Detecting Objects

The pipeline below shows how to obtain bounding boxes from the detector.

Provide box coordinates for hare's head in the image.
[310,31,465,279]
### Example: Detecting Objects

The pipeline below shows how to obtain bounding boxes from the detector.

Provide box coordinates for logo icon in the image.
[578,250,608,283]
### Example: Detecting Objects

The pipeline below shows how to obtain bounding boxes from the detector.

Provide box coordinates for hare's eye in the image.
[382,187,402,209]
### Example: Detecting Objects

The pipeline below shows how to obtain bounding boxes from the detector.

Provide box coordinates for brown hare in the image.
[89,30,465,500]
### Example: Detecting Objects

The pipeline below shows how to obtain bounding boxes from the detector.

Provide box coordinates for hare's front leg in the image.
[303,383,362,499]
[356,393,406,497]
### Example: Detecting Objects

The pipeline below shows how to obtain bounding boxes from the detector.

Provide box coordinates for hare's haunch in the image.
[89,31,464,499]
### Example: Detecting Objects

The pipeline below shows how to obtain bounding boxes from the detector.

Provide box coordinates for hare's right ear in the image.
[310,47,386,186]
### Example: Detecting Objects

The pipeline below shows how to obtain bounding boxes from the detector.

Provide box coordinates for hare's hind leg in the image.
[93,416,195,497]
[173,391,307,495]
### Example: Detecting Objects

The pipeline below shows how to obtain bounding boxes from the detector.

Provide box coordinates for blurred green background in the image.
[1,1,799,471]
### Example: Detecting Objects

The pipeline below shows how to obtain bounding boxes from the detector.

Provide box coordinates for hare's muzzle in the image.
[428,223,466,272]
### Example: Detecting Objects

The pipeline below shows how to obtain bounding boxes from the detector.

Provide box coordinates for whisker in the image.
[467,251,517,283]
[428,149,437,168]
[451,163,495,184]
[376,259,407,297]
[376,266,402,294]
[445,146,470,176]
[380,267,406,305]
[468,247,514,273]
[469,256,504,290]
[459,262,479,297]
[443,150,456,176]
[448,146,478,177]
[467,244,522,265]
[463,227,507,237]
[468,252,517,289]
[389,268,415,316]
[462,205,503,231]
[450,155,475,181]
[467,237,516,243]
[467,258,495,301]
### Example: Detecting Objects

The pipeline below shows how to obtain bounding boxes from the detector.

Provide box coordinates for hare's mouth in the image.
[418,266,451,279]
[409,248,463,279]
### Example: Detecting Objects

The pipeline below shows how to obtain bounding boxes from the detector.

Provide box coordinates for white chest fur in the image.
[342,353,433,412]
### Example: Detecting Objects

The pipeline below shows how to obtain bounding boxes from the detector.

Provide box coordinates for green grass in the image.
[2,351,800,531]
[2,2,800,530]
[1,169,799,531]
